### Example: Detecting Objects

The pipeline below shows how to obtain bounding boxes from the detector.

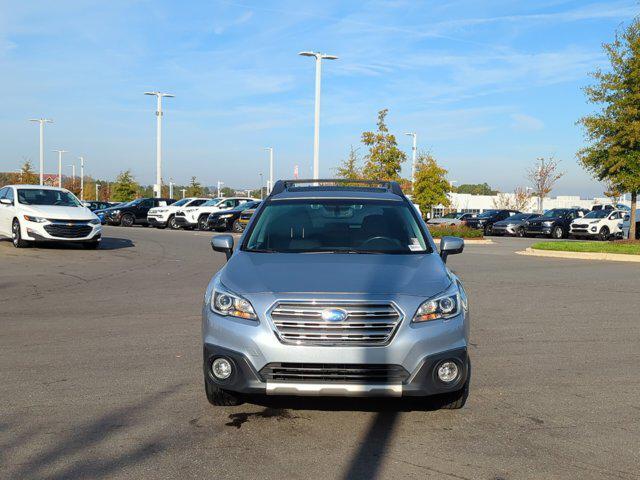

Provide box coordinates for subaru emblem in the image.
[321,308,348,322]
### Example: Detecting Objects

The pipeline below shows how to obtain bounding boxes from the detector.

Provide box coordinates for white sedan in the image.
[0,184,101,248]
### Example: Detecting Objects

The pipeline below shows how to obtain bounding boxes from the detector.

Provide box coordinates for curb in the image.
[517,247,640,263]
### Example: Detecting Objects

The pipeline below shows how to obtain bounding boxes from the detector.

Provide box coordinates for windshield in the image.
[584,210,609,219]
[17,189,81,207]
[542,209,567,218]
[172,198,190,207]
[508,213,532,221]
[440,213,458,219]
[239,201,260,211]
[244,199,429,254]
[477,210,499,218]
[202,198,222,207]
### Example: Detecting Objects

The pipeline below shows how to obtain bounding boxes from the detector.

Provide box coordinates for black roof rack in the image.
[270,179,404,196]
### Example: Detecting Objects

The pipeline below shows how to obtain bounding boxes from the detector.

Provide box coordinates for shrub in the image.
[427,224,484,239]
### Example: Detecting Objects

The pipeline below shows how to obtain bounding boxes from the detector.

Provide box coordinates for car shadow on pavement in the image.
[30,237,134,250]
[2,383,183,480]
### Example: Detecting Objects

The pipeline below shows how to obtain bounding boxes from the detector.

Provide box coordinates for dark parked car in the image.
[464,209,520,235]
[524,208,589,239]
[104,198,176,227]
[207,201,261,232]
[490,213,540,237]
[94,202,124,224]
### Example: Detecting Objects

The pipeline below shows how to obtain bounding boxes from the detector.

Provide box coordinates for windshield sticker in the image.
[409,238,424,251]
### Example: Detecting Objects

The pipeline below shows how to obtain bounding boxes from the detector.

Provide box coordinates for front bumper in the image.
[208,217,231,230]
[203,344,468,397]
[22,221,102,242]
[147,216,168,227]
[202,292,469,398]
[173,216,196,227]
[525,226,551,236]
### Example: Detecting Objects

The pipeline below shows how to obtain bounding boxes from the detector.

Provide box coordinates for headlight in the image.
[111,210,120,215]
[89,218,100,225]
[413,285,462,322]
[543,221,553,226]
[155,209,166,213]
[210,277,257,320]
[23,215,47,223]
[219,214,233,219]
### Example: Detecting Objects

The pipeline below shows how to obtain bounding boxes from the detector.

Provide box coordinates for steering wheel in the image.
[361,236,400,248]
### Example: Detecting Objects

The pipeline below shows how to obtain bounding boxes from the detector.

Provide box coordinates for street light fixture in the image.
[52,149,67,188]
[298,51,338,179]
[144,91,174,197]
[78,156,85,200]
[259,173,264,200]
[30,118,53,185]
[265,147,274,193]
[68,163,76,191]
[95,183,100,201]
[404,132,417,184]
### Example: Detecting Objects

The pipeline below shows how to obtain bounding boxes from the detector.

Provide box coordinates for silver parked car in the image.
[202,179,470,409]
[427,212,475,226]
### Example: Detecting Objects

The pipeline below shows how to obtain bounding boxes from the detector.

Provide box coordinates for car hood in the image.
[220,251,452,297]
[21,205,96,220]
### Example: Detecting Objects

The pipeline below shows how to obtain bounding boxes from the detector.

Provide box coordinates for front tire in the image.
[168,215,180,230]
[551,225,564,239]
[204,378,243,406]
[120,214,134,227]
[598,226,610,241]
[12,219,30,248]
[198,215,210,231]
[232,220,244,233]
[483,224,492,236]
[517,226,525,237]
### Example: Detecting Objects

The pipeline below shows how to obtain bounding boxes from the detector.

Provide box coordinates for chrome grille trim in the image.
[268,301,403,346]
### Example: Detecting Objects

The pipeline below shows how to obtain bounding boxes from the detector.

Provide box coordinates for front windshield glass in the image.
[239,201,260,211]
[542,209,567,218]
[440,213,458,219]
[202,198,222,207]
[584,210,609,219]
[244,199,429,254]
[17,189,81,207]
[172,198,190,207]
[477,210,499,218]
[509,213,532,221]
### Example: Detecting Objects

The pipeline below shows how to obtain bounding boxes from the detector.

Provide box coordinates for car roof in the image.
[7,184,68,191]
[268,179,404,202]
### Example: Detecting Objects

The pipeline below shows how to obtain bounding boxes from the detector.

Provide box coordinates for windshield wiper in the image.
[245,248,280,253]
[301,249,386,254]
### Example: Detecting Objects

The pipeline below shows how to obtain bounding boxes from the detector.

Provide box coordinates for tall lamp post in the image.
[169,179,174,199]
[404,132,417,184]
[298,51,338,179]
[259,173,264,200]
[95,183,100,201]
[78,156,85,200]
[180,188,186,199]
[144,91,174,197]
[53,149,67,188]
[68,164,76,192]
[30,118,53,185]
[265,147,274,193]
[217,181,224,198]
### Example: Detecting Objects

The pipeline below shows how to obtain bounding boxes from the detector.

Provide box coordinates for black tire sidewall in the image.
[121,214,134,227]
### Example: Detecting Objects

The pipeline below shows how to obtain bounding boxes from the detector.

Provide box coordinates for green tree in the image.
[186,176,203,197]
[454,183,498,195]
[361,109,406,180]
[577,18,640,240]
[18,159,38,184]
[220,186,235,198]
[112,170,139,202]
[412,152,451,217]
[335,146,361,180]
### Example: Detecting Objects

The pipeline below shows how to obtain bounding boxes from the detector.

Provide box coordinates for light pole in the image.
[30,118,53,185]
[265,147,273,193]
[180,188,186,199]
[259,173,264,200]
[95,183,100,201]
[404,132,417,184]
[144,91,174,197]
[298,51,338,179]
[53,149,67,188]
[169,180,174,199]
[78,156,85,200]
[217,181,224,198]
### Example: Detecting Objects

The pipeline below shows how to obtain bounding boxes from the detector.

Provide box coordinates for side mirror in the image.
[0,198,12,205]
[440,236,464,263]
[211,234,234,260]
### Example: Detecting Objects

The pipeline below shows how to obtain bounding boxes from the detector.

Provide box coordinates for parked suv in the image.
[464,209,520,235]
[202,179,470,409]
[207,200,261,232]
[175,197,257,230]
[570,209,625,240]
[104,197,175,227]
[147,197,208,229]
[524,208,589,238]
[0,185,101,248]
[491,213,539,237]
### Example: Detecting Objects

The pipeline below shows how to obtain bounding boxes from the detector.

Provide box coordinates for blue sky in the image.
[0,0,637,195]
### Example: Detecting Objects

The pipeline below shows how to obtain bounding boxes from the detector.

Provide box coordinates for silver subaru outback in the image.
[202,179,470,409]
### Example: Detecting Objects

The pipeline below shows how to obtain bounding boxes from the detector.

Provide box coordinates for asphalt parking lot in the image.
[1,227,638,480]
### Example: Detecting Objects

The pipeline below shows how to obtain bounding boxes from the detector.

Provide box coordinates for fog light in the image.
[211,357,232,380]
[437,361,459,383]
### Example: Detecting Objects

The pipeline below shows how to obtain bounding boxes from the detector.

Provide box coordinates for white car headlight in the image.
[23,215,47,223]
[219,214,233,219]
[89,218,100,225]
[542,221,553,226]
[413,284,464,323]
[210,277,257,321]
